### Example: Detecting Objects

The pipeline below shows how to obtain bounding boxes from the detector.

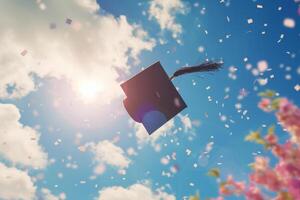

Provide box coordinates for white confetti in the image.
[247,18,253,24]
[186,149,192,156]
[295,84,300,91]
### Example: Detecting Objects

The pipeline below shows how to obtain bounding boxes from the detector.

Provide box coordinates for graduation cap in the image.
[121,61,222,135]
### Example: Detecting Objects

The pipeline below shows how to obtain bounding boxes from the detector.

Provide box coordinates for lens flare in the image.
[78,81,102,103]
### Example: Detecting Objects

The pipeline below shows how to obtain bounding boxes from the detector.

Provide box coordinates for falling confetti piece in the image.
[186,149,192,156]
[295,84,300,92]
[160,156,170,165]
[283,18,296,28]
[197,46,205,53]
[277,34,285,43]
[239,88,249,98]
[20,49,27,56]
[226,16,230,22]
[257,78,268,86]
[208,168,220,177]
[170,164,179,173]
[66,18,72,25]
[247,18,253,24]
[257,60,268,72]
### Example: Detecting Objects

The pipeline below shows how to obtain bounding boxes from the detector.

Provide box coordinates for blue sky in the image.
[0,0,299,200]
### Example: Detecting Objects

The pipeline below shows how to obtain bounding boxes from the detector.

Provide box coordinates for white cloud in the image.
[97,183,175,200]
[41,188,66,200]
[0,0,155,102]
[84,140,131,174]
[0,163,36,200]
[148,0,188,38]
[131,119,175,145]
[75,0,100,12]
[0,104,48,169]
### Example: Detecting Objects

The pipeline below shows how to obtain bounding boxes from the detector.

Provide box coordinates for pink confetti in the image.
[283,18,295,28]
[20,49,27,56]
[257,60,268,72]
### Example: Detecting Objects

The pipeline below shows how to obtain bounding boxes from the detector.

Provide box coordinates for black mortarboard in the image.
[121,60,222,135]
[121,62,187,134]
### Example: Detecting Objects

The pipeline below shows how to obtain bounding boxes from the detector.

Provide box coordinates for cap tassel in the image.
[169,61,223,80]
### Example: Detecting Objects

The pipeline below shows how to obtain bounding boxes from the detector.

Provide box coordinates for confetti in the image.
[226,16,230,22]
[295,84,300,91]
[257,78,268,86]
[186,149,192,156]
[65,18,72,25]
[160,156,170,165]
[283,18,296,28]
[247,18,253,24]
[257,60,268,73]
[20,49,27,56]
[207,168,220,177]
[197,46,205,53]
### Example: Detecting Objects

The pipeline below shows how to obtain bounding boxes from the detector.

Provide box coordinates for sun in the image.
[77,81,102,103]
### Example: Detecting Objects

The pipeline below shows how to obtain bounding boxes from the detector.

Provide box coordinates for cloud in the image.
[40,188,66,200]
[131,119,175,145]
[148,0,188,38]
[75,0,100,12]
[82,140,131,175]
[97,183,175,200]
[0,163,36,200]
[0,0,155,102]
[0,104,48,169]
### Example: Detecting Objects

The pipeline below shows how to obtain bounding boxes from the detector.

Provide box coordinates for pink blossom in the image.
[219,176,245,196]
[287,179,300,199]
[271,144,285,158]
[213,96,300,200]
[250,169,282,191]
[211,197,224,200]
[245,186,264,200]
[265,133,278,146]
[276,98,300,145]
[276,161,300,181]
[258,98,272,112]
[252,156,269,171]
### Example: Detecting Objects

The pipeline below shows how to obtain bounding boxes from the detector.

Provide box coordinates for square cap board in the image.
[121,62,187,134]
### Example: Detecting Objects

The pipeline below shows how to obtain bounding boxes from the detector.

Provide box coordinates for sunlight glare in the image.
[78,81,102,103]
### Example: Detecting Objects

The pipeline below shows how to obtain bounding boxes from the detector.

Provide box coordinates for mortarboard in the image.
[121,62,186,134]
[121,61,222,135]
